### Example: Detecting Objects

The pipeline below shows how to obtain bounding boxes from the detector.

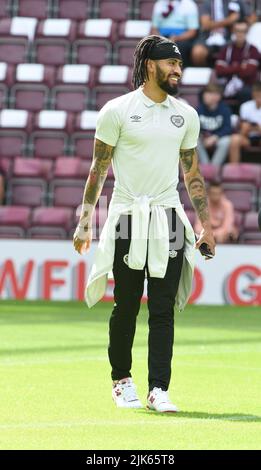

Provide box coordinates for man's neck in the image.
[208,104,218,111]
[235,41,245,48]
[141,83,168,104]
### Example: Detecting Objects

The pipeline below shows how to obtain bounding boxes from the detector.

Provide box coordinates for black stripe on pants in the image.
[108,208,184,392]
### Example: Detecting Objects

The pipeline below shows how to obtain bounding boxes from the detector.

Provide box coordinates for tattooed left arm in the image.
[180,147,216,256]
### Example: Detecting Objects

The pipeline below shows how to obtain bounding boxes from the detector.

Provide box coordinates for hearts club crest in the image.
[170,115,185,128]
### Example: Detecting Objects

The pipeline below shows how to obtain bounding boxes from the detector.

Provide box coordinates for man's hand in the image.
[73,223,92,254]
[204,135,218,148]
[195,227,216,260]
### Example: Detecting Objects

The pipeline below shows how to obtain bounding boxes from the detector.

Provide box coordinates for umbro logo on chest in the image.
[130,115,142,122]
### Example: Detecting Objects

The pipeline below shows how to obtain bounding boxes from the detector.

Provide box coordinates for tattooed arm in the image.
[73,138,114,254]
[180,147,215,257]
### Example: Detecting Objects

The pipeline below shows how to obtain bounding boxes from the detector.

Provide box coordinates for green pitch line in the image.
[0,300,260,450]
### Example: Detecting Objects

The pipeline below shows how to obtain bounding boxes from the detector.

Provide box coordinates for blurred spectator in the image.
[0,172,5,204]
[197,84,232,165]
[229,81,261,162]
[194,181,238,243]
[215,21,260,106]
[191,0,255,66]
[150,0,199,66]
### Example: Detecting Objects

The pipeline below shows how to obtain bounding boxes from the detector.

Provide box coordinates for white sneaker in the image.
[112,377,143,409]
[147,387,178,413]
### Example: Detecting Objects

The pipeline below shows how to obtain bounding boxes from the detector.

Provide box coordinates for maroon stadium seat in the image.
[118,20,151,40]
[54,0,91,20]
[222,163,261,188]
[0,84,7,108]
[77,19,118,43]
[0,17,38,40]
[32,39,70,66]
[0,157,12,176]
[10,63,56,111]
[70,132,94,159]
[15,63,56,87]
[36,18,77,42]
[49,179,85,208]
[73,39,112,67]
[27,227,67,239]
[96,65,132,87]
[30,110,73,159]
[13,157,53,180]
[239,211,261,244]
[53,64,95,111]
[0,62,15,86]
[74,110,98,133]
[13,0,52,19]
[51,85,89,112]
[56,64,96,88]
[92,65,131,108]
[223,187,256,213]
[0,109,33,132]
[179,92,199,109]
[93,86,130,110]
[113,40,136,66]
[199,164,220,183]
[0,37,29,64]
[0,226,25,238]
[0,205,31,238]
[7,177,47,207]
[28,206,73,239]
[10,84,49,111]
[114,20,151,66]
[53,156,91,178]
[0,131,27,159]
[137,0,155,20]
[0,0,12,18]
[243,211,259,232]
[33,18,74,67]
[96,0,130,22]
[28,131,69,159]
[33,110,74,134]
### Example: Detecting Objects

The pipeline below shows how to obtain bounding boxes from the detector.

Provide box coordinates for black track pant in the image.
[108,208,184,392]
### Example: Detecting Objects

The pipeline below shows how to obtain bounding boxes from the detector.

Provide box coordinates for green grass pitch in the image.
[0,300,260,450]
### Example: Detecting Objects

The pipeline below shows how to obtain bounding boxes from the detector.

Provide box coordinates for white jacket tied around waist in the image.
[85,181,195,311]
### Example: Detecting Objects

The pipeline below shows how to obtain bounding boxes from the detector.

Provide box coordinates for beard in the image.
[155,63,179,96]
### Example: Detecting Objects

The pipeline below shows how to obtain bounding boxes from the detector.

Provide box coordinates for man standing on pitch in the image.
[73,35,215,412]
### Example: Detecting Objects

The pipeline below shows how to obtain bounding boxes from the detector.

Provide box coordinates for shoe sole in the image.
[113,398,143,409]
[146,405,178,413]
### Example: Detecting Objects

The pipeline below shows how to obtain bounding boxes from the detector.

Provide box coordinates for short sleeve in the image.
[94,102,121,147]
[180,108,200,149]
[239,102,250,121]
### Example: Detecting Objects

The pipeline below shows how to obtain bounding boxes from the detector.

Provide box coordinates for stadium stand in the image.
[0,0,260,242]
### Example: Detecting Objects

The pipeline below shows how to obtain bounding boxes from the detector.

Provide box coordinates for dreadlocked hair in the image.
[132,35,168,90]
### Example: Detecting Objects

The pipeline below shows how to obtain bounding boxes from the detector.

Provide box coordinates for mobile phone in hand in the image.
[195,234,214,259]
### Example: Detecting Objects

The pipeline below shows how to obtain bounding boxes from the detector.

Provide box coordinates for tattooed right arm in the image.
[79,138,114,227]
[73,138,114,253]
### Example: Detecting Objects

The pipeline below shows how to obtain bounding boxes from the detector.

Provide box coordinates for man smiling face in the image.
[153,58,183,96]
